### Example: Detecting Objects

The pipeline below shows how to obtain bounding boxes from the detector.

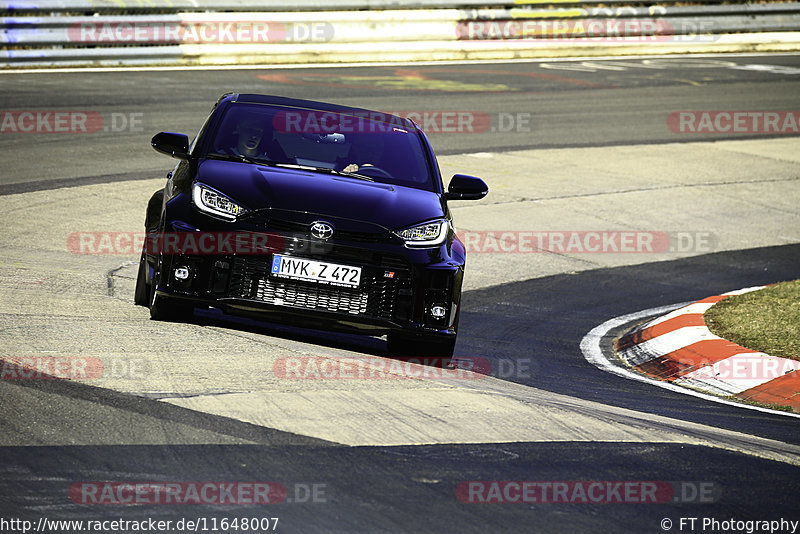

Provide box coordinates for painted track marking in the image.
[579,303,800,419]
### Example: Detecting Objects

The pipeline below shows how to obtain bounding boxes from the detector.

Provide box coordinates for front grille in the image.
[228,256,407,318]
[256,278,369,315]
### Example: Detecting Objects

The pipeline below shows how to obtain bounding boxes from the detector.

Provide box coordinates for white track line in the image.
[579,303,800,419]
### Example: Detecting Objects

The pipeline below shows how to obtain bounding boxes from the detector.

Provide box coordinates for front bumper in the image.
[148,226,464,339]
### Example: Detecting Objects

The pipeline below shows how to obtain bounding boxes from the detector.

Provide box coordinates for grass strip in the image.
[705,279,800,362]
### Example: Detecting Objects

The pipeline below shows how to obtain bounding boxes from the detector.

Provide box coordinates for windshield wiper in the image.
[272,163,375,182]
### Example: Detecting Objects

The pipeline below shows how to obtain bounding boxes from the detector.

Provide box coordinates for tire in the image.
[386,333,456,367]
[134,252,150,307]
[136,188,165,306]
[145,189,164,231]
[148,261,194,322]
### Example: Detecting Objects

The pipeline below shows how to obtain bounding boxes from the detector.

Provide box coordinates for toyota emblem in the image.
[310,221,334,240]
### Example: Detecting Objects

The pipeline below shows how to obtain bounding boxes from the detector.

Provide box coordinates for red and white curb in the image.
[616,287,800,412]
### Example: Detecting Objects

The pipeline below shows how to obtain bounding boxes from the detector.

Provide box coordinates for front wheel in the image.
[134,252,150,306]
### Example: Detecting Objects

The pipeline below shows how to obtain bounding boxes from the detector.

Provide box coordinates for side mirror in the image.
[444,174,488,201]
[152,132,190,159]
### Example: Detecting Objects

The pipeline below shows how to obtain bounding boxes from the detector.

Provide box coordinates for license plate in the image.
[270,254,362,288]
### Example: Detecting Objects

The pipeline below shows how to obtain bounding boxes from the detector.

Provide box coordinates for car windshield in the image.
[206,103,435,191]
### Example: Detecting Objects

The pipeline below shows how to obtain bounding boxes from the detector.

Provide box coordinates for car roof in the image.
[224,93,419,131]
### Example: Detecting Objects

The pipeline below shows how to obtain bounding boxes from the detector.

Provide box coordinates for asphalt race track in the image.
[1,54,799,533]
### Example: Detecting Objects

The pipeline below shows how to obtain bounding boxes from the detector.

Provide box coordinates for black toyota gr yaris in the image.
[135,93,488,360]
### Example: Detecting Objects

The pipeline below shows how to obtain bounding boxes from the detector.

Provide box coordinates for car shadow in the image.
[185,307,464,371]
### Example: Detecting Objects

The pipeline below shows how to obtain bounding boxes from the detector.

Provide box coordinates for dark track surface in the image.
[0,442,797,533]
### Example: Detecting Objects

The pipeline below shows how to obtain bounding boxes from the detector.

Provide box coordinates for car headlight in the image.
[395,220,449,248]
[192,183,246,221]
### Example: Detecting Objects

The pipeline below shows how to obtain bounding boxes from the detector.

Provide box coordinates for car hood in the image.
[196,159,444,231]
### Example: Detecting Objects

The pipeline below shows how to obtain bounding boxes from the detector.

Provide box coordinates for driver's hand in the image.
[343,163,359,173]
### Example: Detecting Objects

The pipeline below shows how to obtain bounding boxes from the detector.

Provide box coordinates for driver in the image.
[224,116,288,163]
[234,118,265,158]
[341,135,386,174]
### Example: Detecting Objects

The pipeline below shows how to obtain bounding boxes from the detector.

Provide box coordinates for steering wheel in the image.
[354,165,394,179]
